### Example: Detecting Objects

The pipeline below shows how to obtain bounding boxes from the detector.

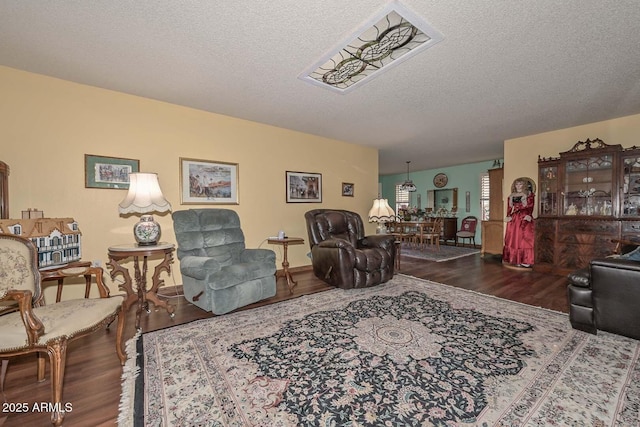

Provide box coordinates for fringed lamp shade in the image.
[118,173,171,246]
[368,198,396,234]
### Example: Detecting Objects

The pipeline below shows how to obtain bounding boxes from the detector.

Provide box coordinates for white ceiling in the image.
[1,1,639,175]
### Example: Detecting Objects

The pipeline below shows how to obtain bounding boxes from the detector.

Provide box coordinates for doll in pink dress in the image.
[503,179,535,267]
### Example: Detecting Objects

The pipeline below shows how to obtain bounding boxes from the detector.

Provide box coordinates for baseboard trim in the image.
[277,265,313,274]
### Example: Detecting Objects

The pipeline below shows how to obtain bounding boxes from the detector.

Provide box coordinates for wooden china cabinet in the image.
[481,167,504,255]
[0,161,8,219]
[535,138,640,275]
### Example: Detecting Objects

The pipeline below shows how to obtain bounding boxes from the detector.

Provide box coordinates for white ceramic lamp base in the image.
[134,215,161,246]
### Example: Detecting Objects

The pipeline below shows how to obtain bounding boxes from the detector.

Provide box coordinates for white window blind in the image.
[395,184,409,215]
[480,172,490,220]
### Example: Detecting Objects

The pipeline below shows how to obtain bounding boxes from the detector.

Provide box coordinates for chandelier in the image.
[401,161,417,192]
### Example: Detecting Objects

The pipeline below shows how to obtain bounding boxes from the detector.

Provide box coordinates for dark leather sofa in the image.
[568,258,640,340]
[304,209,395,289]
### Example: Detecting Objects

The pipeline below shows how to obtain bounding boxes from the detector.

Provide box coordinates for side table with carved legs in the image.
[107,242,175,330]
[267,237,304,294]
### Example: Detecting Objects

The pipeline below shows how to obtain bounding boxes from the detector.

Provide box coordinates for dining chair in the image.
[456,216,479,247]
[422,217,443,250]
[388,222,416,248]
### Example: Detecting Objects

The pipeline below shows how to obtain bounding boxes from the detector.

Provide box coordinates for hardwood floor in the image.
[1,253,570,426]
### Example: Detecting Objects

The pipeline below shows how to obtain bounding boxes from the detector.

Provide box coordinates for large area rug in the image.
[119,274,640,426]
[400,242,480,262]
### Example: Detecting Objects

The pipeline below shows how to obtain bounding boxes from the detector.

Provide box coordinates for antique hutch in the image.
[0,161,8,219]
[535,138,640,274]
[481,167,504,256]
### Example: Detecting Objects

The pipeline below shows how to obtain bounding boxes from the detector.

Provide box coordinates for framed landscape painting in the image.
[180,158,239,204]
[286,171,322,203]
[85,154,139,189]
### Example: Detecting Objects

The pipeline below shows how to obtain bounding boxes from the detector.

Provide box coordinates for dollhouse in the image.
[0,217,82,269]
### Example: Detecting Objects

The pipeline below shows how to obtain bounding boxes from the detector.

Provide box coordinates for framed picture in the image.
[286,171,322,203]
[84,154,139,189]
[342,182,354,197]
[180,158,239,204]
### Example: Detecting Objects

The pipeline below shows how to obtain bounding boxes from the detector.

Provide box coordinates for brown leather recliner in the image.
[304,209,395,289]
[568,258,640,340]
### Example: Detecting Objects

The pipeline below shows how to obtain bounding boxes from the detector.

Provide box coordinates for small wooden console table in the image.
[40,261,104,303]
[268,237,304,294]
[107,242,175,330]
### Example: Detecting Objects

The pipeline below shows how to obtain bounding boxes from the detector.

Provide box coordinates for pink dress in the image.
[502,192,535,266]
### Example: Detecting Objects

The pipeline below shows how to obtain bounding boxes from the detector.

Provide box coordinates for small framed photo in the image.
[342,182,354,197]
[180,158,239,204]
[85,154,139,189]
[286,171,322,203]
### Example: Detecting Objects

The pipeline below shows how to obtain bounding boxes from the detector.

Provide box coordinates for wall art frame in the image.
[342,182,354,197]
[84,154,139,189]
[180,157,239,205]
[286,171,322,203]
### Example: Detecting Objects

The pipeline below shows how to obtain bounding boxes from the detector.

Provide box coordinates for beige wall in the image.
[504,113,640,217]
[0,66,379,300]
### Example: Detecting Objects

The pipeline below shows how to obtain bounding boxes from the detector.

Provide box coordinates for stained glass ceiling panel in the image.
[299,2,444,94]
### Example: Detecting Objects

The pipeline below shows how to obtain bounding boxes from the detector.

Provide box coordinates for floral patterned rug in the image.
[119,274,640,426]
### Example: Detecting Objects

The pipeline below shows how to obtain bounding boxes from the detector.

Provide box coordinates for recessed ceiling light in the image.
[299,1,444,94]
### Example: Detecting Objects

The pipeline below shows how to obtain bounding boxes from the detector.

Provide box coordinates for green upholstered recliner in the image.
[172,209,277,314]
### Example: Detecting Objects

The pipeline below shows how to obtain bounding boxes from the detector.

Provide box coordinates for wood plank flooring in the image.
[1,252,570,426]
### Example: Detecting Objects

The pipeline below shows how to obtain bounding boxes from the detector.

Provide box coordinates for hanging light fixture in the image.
[401,161,417,192]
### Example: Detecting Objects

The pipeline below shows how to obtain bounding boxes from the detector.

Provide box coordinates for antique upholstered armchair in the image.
[172,209,277,315]
[304,209,395,289]
[0,233,125,426]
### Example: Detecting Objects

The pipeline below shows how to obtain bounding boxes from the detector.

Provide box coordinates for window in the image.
[480,172,490,220]
[395,184,409,215]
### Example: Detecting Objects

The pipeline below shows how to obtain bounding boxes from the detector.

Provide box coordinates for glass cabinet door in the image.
[564,155,613,216]
[622,154,640,216]
[539,165,558,215]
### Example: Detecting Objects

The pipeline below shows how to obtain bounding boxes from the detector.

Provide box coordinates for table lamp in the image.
[118,172,172,246]
[368,197,396,234]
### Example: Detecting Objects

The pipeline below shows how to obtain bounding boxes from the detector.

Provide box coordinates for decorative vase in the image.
[133,215,161,246]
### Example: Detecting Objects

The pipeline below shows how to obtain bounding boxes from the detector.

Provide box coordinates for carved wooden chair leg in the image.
[48,337,68,427]
[115,306,126,364]
[37,353,46,382]
[1,359,8,402]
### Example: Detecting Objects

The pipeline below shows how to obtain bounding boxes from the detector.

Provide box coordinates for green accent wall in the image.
[379,160,503,243]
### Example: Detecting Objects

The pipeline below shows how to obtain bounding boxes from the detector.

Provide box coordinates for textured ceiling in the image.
[1,1,639,175]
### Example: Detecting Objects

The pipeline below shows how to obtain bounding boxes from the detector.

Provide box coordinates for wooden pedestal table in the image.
[389,233,403,272]
[268,237,304,294]
[107,242,175,330]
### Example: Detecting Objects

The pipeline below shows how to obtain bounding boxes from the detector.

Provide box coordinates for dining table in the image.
[390,220,439,250]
